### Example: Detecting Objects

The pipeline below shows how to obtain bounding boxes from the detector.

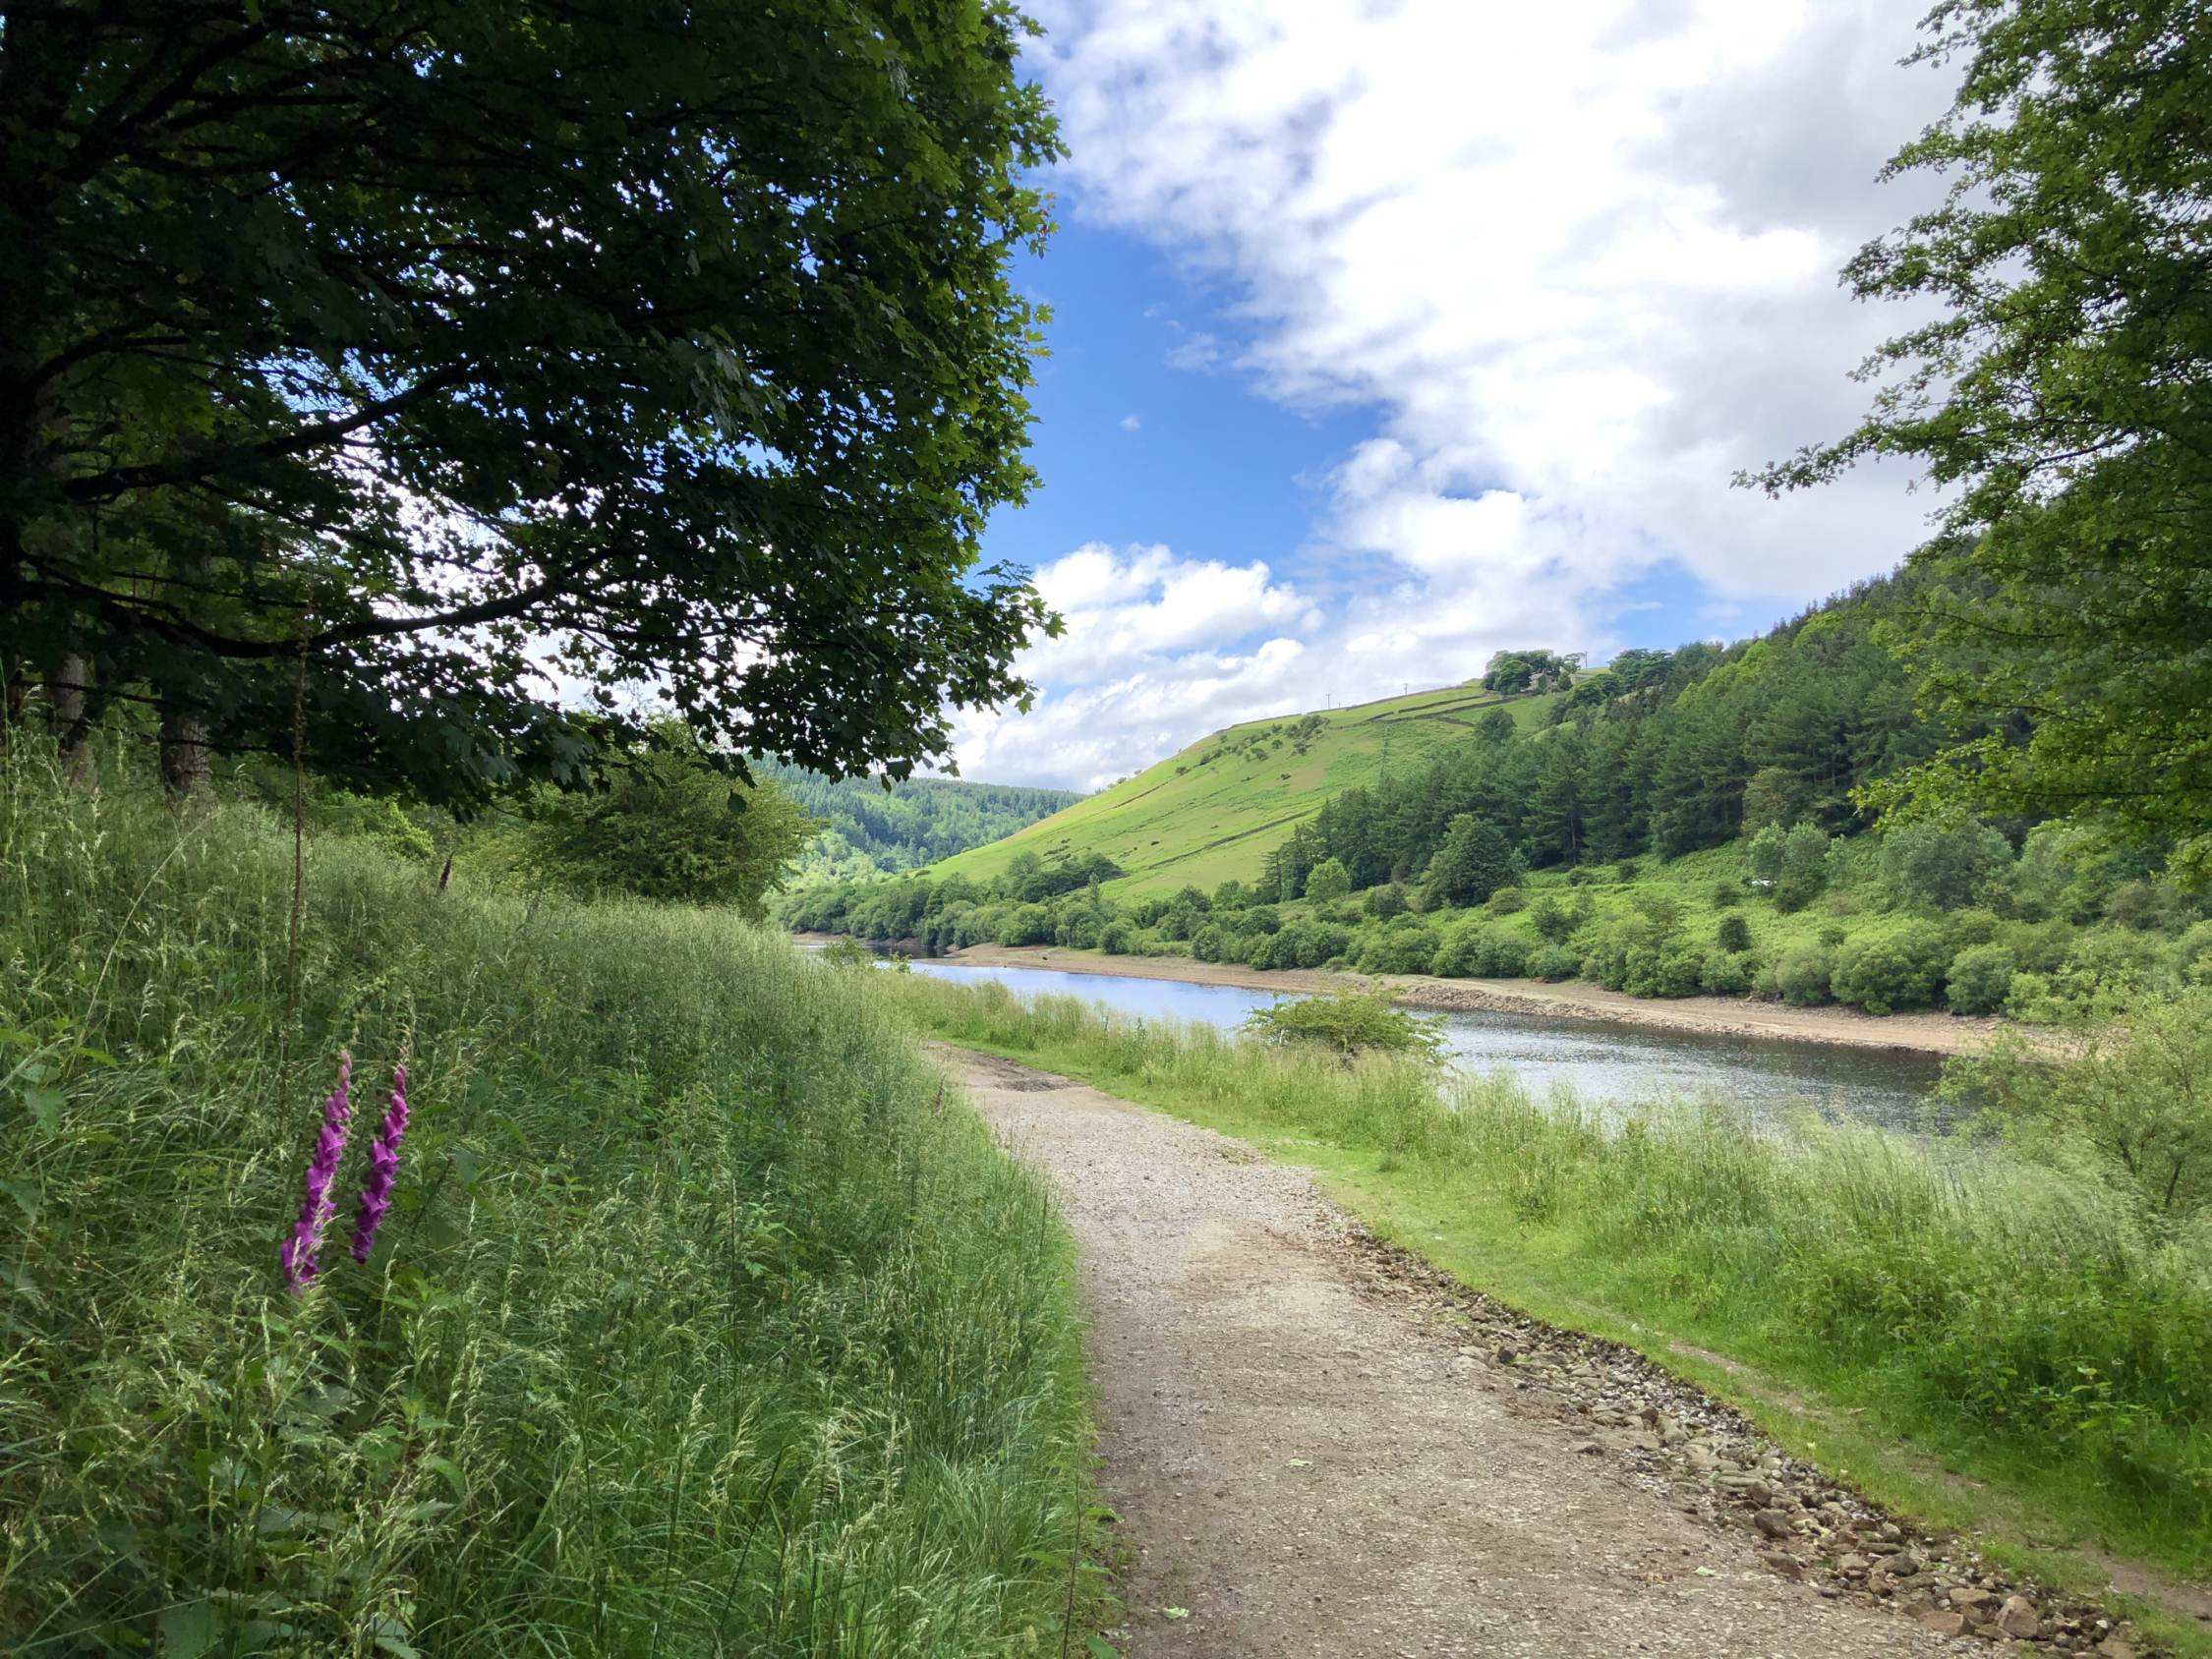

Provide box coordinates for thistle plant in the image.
[350,1062,410,1264]
[279,1052,353,1291]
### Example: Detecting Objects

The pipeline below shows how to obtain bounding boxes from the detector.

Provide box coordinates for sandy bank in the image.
[911,941,2005,1058]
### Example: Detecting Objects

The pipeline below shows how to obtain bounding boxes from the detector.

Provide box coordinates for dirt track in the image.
[938,1045,2004,1657]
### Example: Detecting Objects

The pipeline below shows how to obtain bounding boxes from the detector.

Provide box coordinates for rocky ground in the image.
[936,1043,2156,1657]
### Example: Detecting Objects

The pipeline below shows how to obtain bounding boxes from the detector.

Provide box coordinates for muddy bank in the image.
[904,941,2006,1058]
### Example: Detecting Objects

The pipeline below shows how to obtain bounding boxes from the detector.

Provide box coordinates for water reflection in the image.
[901,958,1945,1130]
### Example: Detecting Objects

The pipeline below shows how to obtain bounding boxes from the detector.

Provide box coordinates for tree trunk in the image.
[48,653,93,784]
[159,702,210,797]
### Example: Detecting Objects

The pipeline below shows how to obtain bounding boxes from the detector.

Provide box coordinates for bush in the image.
[1256,919,1349,970]
[1191,923,1231,963]
[1528,891,1590,944]
[1242,992,1444,1061]
[1954,987,2212,1223]
[1356,921,1439,975]
[1715,913,1752,953]
[1433,921,1533,979]
[1099,919,1137,955]
[1700,949,1760,995]
[997,902,1056,946]
[1625,945,1705,999]
[1832,927,1950,1015]
[1775,944,1834,1005]
[1527,943,1581,981]
[1303,856,1352,902]
[1365,883,1409,920]
[1879,816,2013,911]
[1485,886,1527,915]
[1945,944,2018,1015]
[1711,879,1742,907]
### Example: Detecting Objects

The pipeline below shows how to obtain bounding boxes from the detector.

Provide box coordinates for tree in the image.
[1423,816,1518,909]
[1879,817,2013,911]
[1303,856,1351,903]
[1481,649,1580,696]
[1751,0,2212,881]
[522,726,814,916]
[1,2,1061,803]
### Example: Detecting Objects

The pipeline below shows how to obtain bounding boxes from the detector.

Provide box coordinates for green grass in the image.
[871,971,2212,1644]
[926,683,1559,896]
[0,756,1102,1656]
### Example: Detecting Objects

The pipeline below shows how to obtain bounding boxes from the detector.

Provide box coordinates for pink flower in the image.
[279,1052,353,1292]
[350,1063,410,1264]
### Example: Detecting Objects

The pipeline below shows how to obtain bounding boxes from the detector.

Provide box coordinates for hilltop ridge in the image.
[927,681,1561,895]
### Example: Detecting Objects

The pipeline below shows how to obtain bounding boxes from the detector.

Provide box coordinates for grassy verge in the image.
[0,761,1102,1656]
[874,971,2212,1646]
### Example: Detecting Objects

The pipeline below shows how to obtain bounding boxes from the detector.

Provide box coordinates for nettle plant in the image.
[279,1051,412,1291]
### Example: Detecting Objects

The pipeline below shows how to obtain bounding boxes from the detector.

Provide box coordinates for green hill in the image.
[929,682,1559,895]
[751,761,1078,887]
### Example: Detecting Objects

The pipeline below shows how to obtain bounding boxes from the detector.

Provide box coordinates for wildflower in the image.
[350,1063,410,1264]
[279,1052,353,1291]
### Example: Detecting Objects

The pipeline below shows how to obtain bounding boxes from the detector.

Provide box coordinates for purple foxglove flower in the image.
[280,1052,353,1292]
[350,1063,410,1264]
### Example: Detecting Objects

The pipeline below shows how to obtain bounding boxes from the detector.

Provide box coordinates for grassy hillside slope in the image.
[0,757,1097,1655]
[930,682,1557,896]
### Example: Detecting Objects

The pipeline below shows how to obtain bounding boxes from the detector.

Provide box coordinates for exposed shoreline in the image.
[798,934,2005,1058]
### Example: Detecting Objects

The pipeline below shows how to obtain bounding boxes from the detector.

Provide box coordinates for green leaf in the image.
[158,1599,220,1659]
[19,1085,63,1131]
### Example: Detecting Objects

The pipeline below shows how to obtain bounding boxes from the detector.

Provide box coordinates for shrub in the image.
[1527,943,1581,980]
[1259,919,1349,970]
[1832,927,1950,1015]
[1365,883,1409,920]
[1357,921,1439,975]
[1954,987,2212,1222]
[1242,992,1444,1061]
[1303,856,1352,903]
[1190,923,1230,963]
[1775,944,1834,1006]
[1775,824,1834,912]
[1099,920,1137,955]
[1626,945,1705,999]
[1711,879,1742,908]
[1528,892,1590,944]
[1054,908,1106,949]
[1946,944,2018,1015]
[1485,886,1527,915]
[1879,817,2014,911]
[1715,913,1752,953]
[996,902,1056,946]
[1433,921,1533,979]
[1700,949,1759,996]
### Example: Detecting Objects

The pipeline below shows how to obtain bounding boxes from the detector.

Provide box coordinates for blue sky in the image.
[952,1,1957,791]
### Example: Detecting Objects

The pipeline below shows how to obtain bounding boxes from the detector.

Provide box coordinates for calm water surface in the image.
[902,958,1946,1129]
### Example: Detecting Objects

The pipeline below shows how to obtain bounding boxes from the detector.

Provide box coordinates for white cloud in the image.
[968,1,1959,788]
[1119,411,1142,431]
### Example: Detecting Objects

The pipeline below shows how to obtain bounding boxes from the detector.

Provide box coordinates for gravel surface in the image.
[937,1046,2149,1658]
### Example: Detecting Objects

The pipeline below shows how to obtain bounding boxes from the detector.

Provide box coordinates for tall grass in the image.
[0,756,1097,1655]
[887,972,2212,1576]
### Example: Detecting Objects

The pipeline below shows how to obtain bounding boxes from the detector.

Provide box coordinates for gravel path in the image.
[937,1046,2135,1659]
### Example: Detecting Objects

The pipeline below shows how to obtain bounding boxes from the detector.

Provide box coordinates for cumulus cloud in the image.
[1119,412,1143,431]
[953,543,1323,790]
[969,1,1959,787]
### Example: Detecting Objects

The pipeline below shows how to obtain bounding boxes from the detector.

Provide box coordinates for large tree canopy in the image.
[1752,0,2212,880]
[0,0,1061,804]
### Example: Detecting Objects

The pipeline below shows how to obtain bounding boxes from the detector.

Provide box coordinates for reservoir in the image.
[902,957,1947,1129]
